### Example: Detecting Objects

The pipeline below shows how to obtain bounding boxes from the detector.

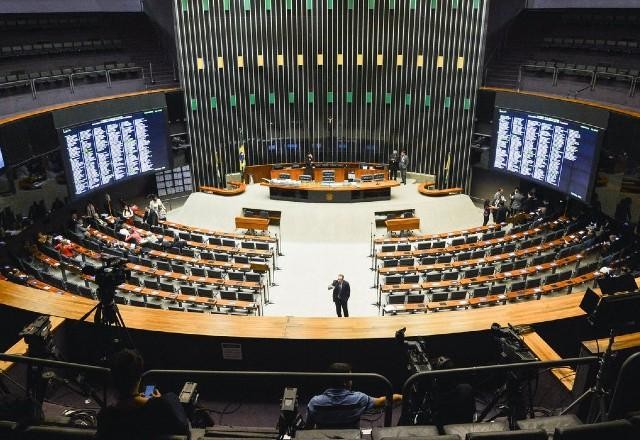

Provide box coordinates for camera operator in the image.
[97,349,189,440]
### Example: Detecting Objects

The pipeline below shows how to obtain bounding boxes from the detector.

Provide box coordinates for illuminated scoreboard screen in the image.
[492,108,601,201]
[61,108,169,197]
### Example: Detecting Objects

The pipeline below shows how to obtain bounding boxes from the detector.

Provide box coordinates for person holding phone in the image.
[328,274,350,317]
[97,349,189,439]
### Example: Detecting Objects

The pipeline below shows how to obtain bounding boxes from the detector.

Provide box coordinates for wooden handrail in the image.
[200,182,246,196]
[480,86,640,119]
[417,181,463,197]
[0,87,180,126]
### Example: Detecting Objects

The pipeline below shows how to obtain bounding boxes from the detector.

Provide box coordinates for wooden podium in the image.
[235,216,269,232]
[385,217,420,234]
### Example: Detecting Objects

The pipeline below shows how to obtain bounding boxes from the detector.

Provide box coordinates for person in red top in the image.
[55,239,75,258]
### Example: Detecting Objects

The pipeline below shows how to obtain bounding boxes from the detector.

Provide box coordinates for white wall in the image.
[0,0,142,13]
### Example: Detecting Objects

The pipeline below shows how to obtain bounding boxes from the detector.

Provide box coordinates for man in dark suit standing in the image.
[328,274,350,317]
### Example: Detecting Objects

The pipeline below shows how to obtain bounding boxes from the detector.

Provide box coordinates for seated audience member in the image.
[124,227,143,245]
[121,204,134,222]
[51,197,65,212]
[97,349,189,440]
[54,239,75,258]
[306,362,402,429]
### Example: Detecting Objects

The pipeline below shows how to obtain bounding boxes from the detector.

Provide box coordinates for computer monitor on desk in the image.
[361,174,373,182]
[299,174,312,182]
[373,173,385,181]
[322,176,335,183]
[279,173,291,179]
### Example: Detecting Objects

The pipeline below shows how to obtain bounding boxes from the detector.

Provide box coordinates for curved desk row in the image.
[270,167,388,182]
[261,180,400,202]
[0,279,598,340]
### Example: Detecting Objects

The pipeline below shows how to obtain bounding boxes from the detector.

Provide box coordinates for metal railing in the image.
[142,369,396,426]
[0,66,146,100]
[517,64,638,97]
[0,352,111,406]
[400,356,600,424]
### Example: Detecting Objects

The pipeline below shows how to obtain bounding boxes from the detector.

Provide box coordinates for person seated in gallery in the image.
[97,349,189,439]
[306,362,402,429]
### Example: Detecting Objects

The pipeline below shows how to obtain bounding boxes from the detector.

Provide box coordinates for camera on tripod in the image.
[82,256,130,305]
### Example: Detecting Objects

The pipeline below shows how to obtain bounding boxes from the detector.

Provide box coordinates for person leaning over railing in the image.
[97,349,190,440]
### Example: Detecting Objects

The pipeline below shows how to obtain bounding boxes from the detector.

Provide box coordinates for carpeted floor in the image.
[168,180,483,317]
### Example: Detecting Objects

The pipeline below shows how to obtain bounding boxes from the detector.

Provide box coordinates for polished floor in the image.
[168,180,483,317]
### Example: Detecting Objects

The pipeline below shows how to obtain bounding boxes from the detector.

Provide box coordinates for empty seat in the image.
[490,284,507,295]
[245,273,262,283]
[450,290,467,300]
[406,293,425,304]
[381,245,395,253]
[235,255,250,264]
[500,262,514,273]
[220,290,237,300]
[156,261,172,272]
[466,235,478,244]
[191,234,205,243]
[197,287,215,298]
[451,237,465,246]
[464,268,479,278]
[228,272,245,281]
[399,257,414,266]
[241,241,256,249]
[472,286,489,297]
[431,291,449,301]
[160,282,175,293]
[383,259,399,268]
[442,271,459,281]
[436,255,453,264]
[397,244,411,252]
[510,281,526,292]
[526,278,542,289]
[208,270,223,279]
[238,291,254,302]
[544,273,559,285]
[191,267,207,277]
[553,419,634,440]
[403,275,420,284]
[479,266,495,276]
[387,294,405,305]
[209,237,223,246]
[426,272,442,282]
[180,285,197,296]
[222,239,236,247]
[421,256,436,265]
[417,242,431,250]
[385,275,402,285]
[143,280,159,290]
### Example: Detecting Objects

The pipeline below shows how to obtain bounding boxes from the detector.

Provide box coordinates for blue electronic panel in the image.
[60,108,169,198]
[492,108,601,201]
[0,147,5,170]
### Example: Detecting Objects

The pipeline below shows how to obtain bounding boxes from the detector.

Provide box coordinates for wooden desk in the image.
[262,180,399,203]
[0,279,611,340]
[269,166,388,182]
[235,216,269,231]
[522,331,576,391]
[385,218,420,233]
[582,331,640,355]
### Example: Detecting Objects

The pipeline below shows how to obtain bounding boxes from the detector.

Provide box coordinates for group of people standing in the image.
[388,150,409,184]
[483,187,542,226]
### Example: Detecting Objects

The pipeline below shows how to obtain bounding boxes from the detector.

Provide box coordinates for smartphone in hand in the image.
[143,385,155,398]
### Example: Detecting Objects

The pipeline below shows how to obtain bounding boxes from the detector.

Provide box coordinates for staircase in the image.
[484,50,532,90]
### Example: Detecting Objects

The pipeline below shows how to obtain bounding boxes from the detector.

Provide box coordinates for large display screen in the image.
[492,107,601,201]
[60,108,169,197]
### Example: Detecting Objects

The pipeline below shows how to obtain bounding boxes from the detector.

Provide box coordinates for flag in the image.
[238,143,246,173]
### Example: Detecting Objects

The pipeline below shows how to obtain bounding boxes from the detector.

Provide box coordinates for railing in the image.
[0,352,110,406]
[517,64,637,97]
[1,66,147,100]
[400,357,599,427]
[142,369,396,426]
